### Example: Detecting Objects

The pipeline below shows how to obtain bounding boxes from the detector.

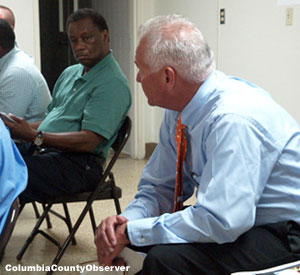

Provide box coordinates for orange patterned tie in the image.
[173,114,187,212]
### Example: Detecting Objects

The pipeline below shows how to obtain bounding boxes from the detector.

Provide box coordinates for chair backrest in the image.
[112,116,131,152]
[0,197,20,259]
[39,116,132,204]
[85,115,131,202]
[106,116,132,172]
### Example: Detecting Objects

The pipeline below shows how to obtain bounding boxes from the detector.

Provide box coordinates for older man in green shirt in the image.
[3,9,131,204]
[39,49,129,159]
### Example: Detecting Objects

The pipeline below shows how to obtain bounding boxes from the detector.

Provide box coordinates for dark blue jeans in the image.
[16,143,104,205]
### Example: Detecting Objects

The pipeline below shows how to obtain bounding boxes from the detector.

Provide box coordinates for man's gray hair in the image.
[138,14,215,83]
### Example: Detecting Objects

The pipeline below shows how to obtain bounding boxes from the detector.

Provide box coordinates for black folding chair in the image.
[17,116,132,274]
[0,197,20,262]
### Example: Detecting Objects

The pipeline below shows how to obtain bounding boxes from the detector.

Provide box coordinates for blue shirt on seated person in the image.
[0,119,27,235]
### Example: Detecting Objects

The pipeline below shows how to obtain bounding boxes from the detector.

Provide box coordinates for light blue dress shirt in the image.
[122,70,300,246]
[0,119,27,235]
[0,47,51,122]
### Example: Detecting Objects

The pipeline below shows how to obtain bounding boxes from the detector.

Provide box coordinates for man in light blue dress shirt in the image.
[0,9,51,122]
[95,14,300,274]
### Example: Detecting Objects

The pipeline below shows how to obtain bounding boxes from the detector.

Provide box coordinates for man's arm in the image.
[35,129,103,152]
[94,112,183,262]
[121,112,195,222]
[122,114,280,246]
[29,120,42,130]
[4,114,103,152]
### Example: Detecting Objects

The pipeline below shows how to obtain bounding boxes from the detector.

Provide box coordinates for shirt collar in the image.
[181,70,222,127]
[79,50,113,82]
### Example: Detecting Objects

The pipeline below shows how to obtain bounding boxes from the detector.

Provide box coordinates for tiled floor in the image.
[0,156,148,275]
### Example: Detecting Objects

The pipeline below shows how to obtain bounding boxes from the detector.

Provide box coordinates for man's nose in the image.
[74,39,86,51]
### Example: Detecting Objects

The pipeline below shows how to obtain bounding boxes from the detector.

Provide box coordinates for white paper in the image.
[80,247,145,275]
[231,260,300,275]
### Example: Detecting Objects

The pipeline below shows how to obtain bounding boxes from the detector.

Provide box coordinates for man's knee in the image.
[142,244,181,271]
[144,245,166,265]
[141,243,250,275]
[141,245,177,275]
[141,244,211,275]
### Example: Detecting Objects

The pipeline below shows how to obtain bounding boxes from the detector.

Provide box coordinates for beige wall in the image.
[219,0,300,122]
[141,0,300,151]
[0,0,40,69]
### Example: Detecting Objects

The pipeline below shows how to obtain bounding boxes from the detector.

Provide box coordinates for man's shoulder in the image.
[93,52,128,82]
[61,63,82,76]
[9,48,34,65]
[89,58,130,92]
[5,48,40,76]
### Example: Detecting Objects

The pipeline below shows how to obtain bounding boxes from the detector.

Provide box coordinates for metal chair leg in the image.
[32,202,40,218]
[109,173,122,214]
[89,206,97,235]
[46,201,95,275]
[62,203,76,245]
[17,204,52,260]
[42,204,52,229]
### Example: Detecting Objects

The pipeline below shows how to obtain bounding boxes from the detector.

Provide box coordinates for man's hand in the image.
[101,222,130,266]
[3,114,37,141]
[95,215,130,266]
[3,114,102,152]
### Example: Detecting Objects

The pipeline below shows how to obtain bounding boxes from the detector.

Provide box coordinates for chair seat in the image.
[37,186,122,204]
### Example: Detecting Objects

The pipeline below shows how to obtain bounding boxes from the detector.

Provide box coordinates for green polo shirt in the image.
[39,51,131,158]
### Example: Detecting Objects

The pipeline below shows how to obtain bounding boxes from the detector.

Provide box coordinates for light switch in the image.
[220,9,225,24]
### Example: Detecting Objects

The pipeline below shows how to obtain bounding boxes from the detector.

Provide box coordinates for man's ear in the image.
[102,29,110,43]
[164,66,176,87]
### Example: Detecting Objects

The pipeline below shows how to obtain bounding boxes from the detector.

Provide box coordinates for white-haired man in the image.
[95,14,300,274]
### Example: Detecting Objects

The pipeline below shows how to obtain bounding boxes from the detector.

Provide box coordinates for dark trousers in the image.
[16,143,104,205]
[133,221,300,275]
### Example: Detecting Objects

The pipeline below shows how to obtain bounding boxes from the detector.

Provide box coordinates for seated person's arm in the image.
[4,114,103,153]
[38,129,103,152]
